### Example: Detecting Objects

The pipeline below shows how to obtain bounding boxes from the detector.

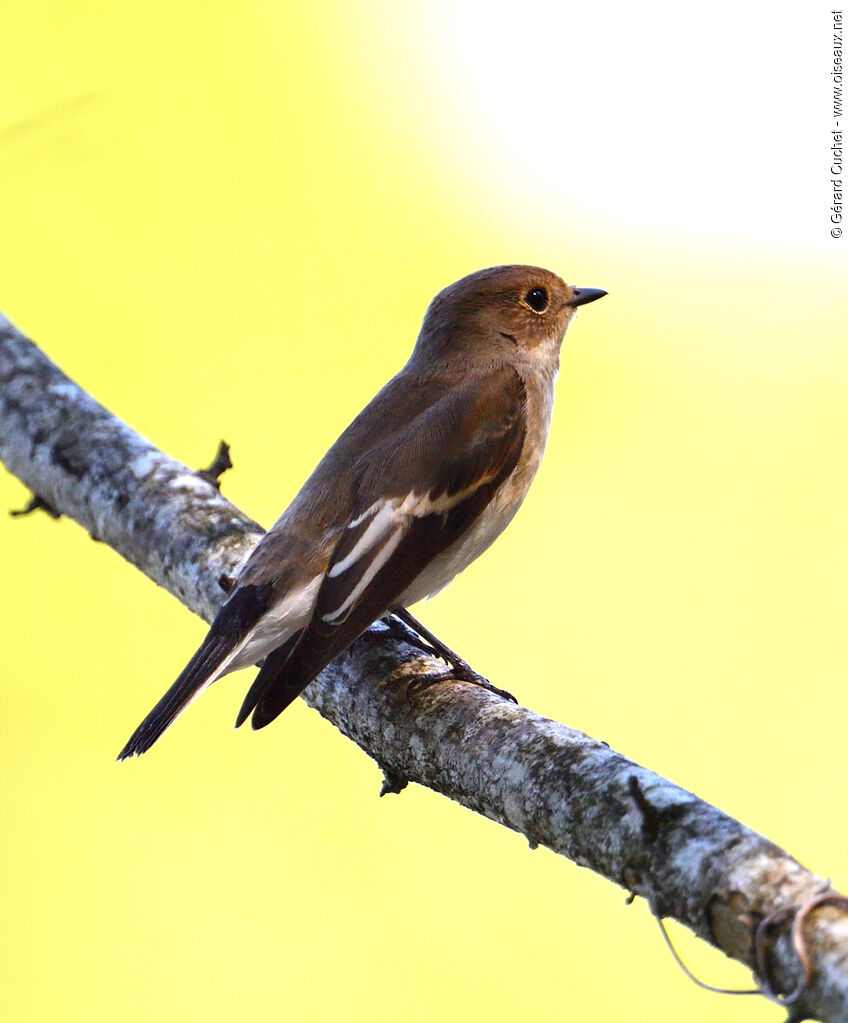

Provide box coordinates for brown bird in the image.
[118,265,606,758]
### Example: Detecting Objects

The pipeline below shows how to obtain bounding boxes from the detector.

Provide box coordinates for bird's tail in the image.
[233,633,301,728]
[117,630,238,759]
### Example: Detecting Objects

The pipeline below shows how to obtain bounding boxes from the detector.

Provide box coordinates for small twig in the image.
[379,769,409,797]
[197,440,232,490]
[218,573,235,593]
[9,492,61,519]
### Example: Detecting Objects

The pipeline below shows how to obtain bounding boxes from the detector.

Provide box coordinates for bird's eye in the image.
[524,287,549,313]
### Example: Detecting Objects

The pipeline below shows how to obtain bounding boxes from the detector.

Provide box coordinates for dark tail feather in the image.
[250,619,344,731]
[250,672,313,730]
[234,633,301,728]
[117,631,235,759]
[247,620,378,729]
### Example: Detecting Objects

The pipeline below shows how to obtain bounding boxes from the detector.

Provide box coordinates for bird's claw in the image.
[407,664,517,703]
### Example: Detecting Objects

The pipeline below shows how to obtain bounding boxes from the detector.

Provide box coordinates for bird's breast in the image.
[399,371,555,605]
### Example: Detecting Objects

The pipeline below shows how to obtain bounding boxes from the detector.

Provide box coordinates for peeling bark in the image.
[1,314,847,1022]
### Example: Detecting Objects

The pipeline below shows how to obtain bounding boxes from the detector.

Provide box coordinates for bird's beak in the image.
[565,287,608,307]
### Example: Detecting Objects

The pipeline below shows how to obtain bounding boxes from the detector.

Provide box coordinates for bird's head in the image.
[414,265,606,365]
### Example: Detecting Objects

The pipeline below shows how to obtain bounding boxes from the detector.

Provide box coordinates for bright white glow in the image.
[409,0,830,247]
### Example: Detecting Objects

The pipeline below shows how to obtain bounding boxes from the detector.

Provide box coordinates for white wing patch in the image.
[327,500,402,579]
[322,525,405,623]
[320,489,470,626]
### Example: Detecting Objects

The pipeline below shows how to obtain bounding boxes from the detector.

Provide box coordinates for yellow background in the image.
[1,3,845,1021]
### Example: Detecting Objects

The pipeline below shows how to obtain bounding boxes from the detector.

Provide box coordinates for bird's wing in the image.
[246,366,527,729]
[117,581,274,759]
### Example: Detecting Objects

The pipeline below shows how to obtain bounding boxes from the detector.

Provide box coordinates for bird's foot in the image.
[388,607,517,703]
[380,612,437,653]
[407,663,517,703]
[449,662,517,702]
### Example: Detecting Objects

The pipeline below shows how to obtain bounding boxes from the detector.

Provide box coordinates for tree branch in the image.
[2,314,847,1023]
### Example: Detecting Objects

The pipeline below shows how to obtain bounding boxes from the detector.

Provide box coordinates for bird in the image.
[118,265,606,759]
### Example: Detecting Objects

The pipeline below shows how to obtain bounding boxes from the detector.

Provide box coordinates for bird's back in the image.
[237,365,451,591]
